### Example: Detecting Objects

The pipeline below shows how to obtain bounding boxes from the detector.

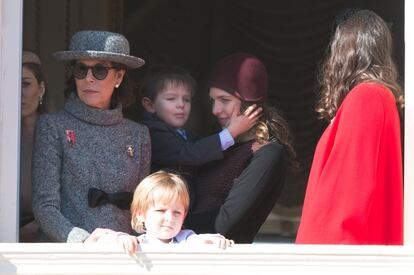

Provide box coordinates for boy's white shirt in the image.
[96,229,225,245]
[138,229,195,244]
[139,230,226,245]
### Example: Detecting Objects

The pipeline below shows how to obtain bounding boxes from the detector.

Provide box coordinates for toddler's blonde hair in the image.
[131,170,190,233]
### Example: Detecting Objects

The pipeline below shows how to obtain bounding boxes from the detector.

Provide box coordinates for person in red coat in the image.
[296,9,404,245]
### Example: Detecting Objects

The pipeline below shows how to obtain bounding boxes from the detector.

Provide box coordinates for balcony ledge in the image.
[1,243,414,274]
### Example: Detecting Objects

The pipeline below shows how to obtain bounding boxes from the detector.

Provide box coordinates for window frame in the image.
[0,0,22,242]
[0,0,412,245]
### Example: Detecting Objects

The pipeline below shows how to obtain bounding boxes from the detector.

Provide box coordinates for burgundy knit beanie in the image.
[209,53,268,102]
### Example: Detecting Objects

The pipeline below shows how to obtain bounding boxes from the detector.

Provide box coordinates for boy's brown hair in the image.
[140,64,196,101]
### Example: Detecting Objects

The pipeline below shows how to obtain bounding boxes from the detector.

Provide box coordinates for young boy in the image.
[87,171,234,253]
[139,65,260,210]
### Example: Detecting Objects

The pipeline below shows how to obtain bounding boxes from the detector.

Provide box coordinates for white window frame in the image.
[404,0,414,245]
[0,0,413,246]
[0,0,22,242]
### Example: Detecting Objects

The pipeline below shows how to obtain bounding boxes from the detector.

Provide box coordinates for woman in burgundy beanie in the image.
[186,53,295,243]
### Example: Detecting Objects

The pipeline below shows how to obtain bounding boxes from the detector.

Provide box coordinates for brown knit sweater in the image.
[193,140,255,213]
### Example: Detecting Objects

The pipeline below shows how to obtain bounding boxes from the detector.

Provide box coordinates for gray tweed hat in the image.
[54,30,145,69]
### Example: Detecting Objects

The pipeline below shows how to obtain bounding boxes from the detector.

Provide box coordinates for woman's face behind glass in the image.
[21,66,44,119]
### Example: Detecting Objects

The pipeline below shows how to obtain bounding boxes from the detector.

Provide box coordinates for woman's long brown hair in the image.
[241,101,296,165]
[316,10,404,121]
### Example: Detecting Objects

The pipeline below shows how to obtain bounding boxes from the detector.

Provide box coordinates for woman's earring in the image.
[39,95,43,105]
[142,221,147,231]
[115,84,120,88]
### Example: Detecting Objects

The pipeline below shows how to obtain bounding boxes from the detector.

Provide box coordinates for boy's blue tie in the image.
[176,128,187,140]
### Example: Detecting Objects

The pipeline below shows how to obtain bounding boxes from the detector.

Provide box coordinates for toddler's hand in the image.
[227,104,262,138]
[85,229,139,255]
[189,233,235,249]
[208,234,235,249]
[115,232,140,255]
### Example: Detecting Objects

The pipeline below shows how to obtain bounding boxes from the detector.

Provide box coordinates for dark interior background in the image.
[122,0,404,209]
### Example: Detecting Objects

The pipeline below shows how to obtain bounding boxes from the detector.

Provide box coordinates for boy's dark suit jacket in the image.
[140,112,224,211]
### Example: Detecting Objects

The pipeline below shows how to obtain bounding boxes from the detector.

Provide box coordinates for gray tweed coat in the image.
[32,93,151,242]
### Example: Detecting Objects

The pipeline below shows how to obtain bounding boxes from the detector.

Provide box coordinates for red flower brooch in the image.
[65,130,76,147]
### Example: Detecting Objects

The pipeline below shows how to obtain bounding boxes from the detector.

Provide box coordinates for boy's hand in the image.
[85,229,140,254]
[188,234,235,249]
[207,234,235,249]
[227,104,262,138]
[115,232,140,255]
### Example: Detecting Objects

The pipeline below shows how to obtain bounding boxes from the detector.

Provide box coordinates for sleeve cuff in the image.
[219,128,235,151]
[66,227,91,243]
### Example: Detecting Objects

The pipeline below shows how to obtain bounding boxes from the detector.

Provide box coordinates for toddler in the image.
[88,171,234,253]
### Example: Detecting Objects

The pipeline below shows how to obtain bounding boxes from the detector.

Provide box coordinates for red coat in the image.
[296,83,403,244]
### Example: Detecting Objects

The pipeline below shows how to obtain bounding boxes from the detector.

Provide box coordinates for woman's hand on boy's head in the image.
[227,104,262,138]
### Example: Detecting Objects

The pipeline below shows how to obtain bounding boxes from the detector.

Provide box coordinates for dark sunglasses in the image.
[72,63,118,80]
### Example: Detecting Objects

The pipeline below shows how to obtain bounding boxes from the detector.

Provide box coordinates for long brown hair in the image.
[241,101,296,165]
[316,9,404,121]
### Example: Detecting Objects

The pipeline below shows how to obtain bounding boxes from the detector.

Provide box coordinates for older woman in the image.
[32,31,151,242]
[186,53,295,243]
